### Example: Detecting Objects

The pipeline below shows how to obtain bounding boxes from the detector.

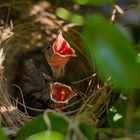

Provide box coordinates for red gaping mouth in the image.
[50,82,77,104]
[53,32,76,57]
[46,32,76,78]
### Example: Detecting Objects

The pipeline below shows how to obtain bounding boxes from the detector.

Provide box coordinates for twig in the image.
[12,84,29,116]
[111,4,124,22]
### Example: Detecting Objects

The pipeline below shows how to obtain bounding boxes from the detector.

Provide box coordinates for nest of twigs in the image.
[0,0,115,132]
[0,25,30,136]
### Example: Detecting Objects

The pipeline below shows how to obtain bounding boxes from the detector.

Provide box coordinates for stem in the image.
[125,90,135,135]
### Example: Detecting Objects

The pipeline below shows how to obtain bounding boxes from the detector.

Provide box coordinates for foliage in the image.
[84,15,140,91]
[1,0,140,140]
[0,125,9,140]
[74,0,111,5]
[25,131,65,140]
[55,0,140,139]
[14,110,96,140]
[108,98,127,129]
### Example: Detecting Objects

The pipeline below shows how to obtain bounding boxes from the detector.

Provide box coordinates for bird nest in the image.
[0,0,115,133]
[0,25,30,136]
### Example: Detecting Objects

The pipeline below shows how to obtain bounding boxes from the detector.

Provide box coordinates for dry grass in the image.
[0,25,30,136]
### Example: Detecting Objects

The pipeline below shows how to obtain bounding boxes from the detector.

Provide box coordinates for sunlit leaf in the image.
[74,0,111,5]
[84,15,140,90]
[56,7,84,25]
[108,99,127,128]
[71,14,84,25]
[25,130,65,140]
[56,8,71,20]
[113,113,123,122]
[15,115,47,140]
[136,53,140,63]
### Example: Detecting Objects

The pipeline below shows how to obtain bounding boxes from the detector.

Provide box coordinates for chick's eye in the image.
[45,43,53,55]
[46,44,51,50]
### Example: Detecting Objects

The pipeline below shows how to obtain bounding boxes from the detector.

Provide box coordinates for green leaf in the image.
[15,115,47,140]
[79,123,97,140]
[43,110,70,135]
[56,8,71,20]
[56,7,84,25]
[0,125,9,140]
[108,99,127,129]
[130,106,140,134]
[25,130,65,140]
[136,53,140,63]
[84,15,140,90]
[74,0,112,5]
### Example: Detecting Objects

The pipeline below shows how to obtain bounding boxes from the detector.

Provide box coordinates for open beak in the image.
[49,82,77,109]
[46,32,76,78]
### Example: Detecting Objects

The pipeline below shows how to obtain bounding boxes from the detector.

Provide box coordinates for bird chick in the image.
[45,32,76,78]
[9,32,76,116]
[49,82,77,110]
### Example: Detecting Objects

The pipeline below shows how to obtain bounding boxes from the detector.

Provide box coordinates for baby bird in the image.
[44,32,76,78]
[9,32,76,116]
